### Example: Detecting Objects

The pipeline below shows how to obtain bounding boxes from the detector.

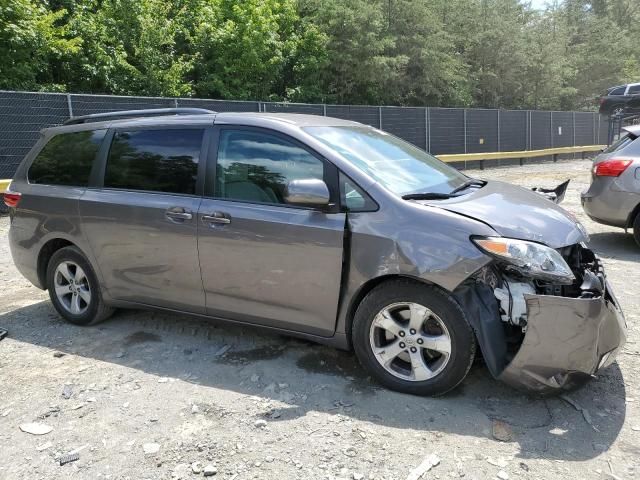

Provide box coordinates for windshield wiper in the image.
[450,178,486,195]
[402,192,455,200]
[402,179,486,201]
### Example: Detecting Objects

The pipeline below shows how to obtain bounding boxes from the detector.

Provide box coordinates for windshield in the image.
[304,126,468,196]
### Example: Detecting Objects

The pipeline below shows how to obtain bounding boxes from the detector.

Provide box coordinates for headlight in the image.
[472,236,575,284]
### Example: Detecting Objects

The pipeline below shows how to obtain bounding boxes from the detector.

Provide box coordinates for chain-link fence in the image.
[0,90,608,179]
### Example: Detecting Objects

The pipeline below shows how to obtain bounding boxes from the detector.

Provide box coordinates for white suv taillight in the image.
[594,159,632,177]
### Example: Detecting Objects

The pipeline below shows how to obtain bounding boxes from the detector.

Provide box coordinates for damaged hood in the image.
[421,181,587,248]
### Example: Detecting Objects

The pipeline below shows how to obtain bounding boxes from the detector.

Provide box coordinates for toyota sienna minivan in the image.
[5,108,627,396]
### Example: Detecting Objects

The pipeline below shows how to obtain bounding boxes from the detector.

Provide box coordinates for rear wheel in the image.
[352,279,476,396]
[633,212,640,248]
[46,246,114,326]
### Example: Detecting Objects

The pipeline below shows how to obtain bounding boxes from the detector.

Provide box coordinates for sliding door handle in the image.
[202,212,231,225]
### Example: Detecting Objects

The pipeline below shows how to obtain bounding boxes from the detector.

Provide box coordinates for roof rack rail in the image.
[63,108,216,126]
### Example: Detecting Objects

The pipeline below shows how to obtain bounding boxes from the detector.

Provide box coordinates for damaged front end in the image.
[455,242,627,394]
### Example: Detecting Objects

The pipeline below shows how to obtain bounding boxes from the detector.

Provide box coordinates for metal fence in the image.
[0,90,609,178]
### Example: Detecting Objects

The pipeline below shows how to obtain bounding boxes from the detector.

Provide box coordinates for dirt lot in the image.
[0,158,639,480]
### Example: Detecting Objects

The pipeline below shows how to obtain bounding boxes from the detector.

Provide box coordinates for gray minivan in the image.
[5,109,626,396]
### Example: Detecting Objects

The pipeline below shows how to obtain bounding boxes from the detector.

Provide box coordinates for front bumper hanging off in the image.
[498,284,626,393]
[455,259,627,394]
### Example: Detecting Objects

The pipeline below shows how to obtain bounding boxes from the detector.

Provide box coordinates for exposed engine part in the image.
[494,278,535,328]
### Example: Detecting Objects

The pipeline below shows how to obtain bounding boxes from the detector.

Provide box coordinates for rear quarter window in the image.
[29,130,106,186]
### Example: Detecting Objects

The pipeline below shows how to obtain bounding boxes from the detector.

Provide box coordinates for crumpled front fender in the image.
[498,285,626,394]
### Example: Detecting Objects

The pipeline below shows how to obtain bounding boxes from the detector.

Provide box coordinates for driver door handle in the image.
[202,212,231,225]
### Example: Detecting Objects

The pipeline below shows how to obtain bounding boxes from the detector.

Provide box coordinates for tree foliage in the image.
[1,0,638,109]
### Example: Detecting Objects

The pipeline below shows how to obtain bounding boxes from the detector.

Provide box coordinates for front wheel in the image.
[46,246,114,326]
[352,279,476,396]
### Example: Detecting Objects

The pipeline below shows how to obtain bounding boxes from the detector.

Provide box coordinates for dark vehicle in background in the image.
[599,83,640,116]
[4,109,627,396]
[582,125,640,246]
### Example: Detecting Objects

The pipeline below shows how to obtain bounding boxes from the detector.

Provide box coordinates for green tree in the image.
[0,0,80,90]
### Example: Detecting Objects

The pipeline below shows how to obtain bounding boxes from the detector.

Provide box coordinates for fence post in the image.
[550,111,554,149]
[427,108,431,152]
[497,110,501,152]
[528,110,532,151]
[263,102,267,113]
[66,94,73,118]
[174,98,178,108]
[592,113,596,145]
[378,106,383,129]
[463,109,467,153]
[323,104,327,116]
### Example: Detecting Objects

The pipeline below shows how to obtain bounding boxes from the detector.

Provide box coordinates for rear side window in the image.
[104,129,204,195]
[29,130,106,186]
[628,85,640,94]
[609,86,626,95]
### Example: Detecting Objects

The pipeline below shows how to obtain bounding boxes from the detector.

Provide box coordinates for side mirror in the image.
[284,179,330,207]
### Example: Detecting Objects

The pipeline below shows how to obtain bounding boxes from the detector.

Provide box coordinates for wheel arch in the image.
[626,201,640,228]
[37,238,77,289]
[343,274,438,349]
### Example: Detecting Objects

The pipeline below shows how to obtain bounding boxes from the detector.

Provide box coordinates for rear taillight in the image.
[594,159,632,177]
[3,188,21,208]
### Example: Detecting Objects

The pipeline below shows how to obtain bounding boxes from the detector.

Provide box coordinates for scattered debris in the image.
[86,397,97,403]
[191,462,202,474]
[250,374,260,382]
[632,426,640,432]
[61,384,73,399]
[191,404,199,414]
[2,408,13,417]
[549,427,568,436]
[492,420,513,442]
[487,458,509,468]
[265,456,275,463]
[0,327,8,341]
[519,462,530,472]
[214,345,231,357]
[19,422,53,435]
[560,395,599,432]
[353,473,364,480]
[497,470,509,480]
[59,452,79,466]
[53,351,66,358]
[406,454,440,480]
[142,443,160,454]
[203,465,217,476]
[36,442,52,451]
[70,402,86,410]
[343,446,357,457]
[157,377,169,383]
[254,419,267,428]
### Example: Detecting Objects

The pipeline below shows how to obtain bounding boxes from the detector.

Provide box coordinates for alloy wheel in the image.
[53,261,91,315]
[369,302,451,381]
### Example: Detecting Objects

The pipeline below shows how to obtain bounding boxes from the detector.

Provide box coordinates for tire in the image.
[46,246,114,326]
[352,279,476,396]
[633,211,640,248]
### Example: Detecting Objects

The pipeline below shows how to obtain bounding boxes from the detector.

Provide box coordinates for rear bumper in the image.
[581,186,637,228]
[498,282,626,393]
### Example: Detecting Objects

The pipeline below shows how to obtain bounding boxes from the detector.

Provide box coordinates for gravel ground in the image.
[0,158,639,480]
